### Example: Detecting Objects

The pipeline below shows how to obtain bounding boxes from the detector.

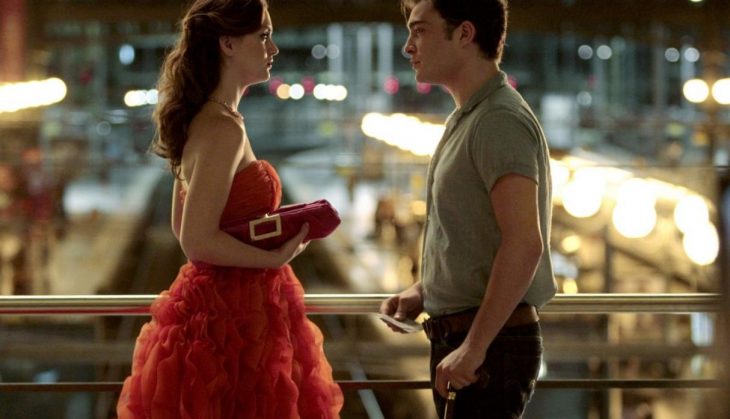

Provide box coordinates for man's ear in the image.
[458,21,476,45]
[219,36,234,56]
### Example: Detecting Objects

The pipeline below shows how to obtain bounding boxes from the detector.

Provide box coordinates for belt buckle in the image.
[249,214,282,241]
[424,318,442,340]
[423,319,434,339]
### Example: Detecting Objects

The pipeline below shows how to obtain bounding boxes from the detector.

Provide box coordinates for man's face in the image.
[403,1,459,85]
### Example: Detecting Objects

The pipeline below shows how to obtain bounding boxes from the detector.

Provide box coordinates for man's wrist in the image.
[462,334,490,353]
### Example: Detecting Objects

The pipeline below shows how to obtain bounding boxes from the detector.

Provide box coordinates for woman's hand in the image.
[272,223,310,267]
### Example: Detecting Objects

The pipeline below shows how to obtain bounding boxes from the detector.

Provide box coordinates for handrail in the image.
[0,379,724,393]
[0,293,721,316]
[0,293,725,395]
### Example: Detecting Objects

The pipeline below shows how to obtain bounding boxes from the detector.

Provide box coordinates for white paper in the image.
[377,314,423,333]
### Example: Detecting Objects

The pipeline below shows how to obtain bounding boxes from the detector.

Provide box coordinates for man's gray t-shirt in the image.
[421,71,557,316]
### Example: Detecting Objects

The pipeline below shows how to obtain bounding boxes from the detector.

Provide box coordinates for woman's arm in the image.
[171,178,183,241]
[179,116,308,268]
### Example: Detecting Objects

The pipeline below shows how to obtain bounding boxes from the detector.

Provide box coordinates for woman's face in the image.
[230,9,279,85]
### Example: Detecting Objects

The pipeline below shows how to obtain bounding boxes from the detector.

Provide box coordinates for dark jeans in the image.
[430,321,543,419]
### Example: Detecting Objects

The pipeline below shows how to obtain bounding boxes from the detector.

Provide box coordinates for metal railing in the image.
[0,293,721,315]
[0,379,723,393]
[0,293,725,392]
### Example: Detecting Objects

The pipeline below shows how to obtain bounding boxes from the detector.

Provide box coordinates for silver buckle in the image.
[249,214,282,241]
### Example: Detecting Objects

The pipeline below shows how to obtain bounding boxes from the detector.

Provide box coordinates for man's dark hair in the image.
[401,0,508,62]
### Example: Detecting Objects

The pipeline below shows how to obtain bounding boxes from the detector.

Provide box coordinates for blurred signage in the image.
[0,0,26,82]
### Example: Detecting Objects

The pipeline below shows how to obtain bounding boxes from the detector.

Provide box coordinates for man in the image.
[379,1,557,418]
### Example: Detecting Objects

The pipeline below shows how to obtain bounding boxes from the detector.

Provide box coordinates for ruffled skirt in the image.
[117,263,343,419]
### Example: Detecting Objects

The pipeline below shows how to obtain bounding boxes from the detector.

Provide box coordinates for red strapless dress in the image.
[117,160,343,419]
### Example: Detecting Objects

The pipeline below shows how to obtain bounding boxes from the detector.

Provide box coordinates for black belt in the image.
[423,303,538,341]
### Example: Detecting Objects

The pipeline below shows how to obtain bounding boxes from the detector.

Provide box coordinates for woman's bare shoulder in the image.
[182,109,246,179]
[190,106,244,141]
[187,109,245,154]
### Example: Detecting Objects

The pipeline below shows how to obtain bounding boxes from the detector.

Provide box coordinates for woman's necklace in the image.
[207,97,243,120]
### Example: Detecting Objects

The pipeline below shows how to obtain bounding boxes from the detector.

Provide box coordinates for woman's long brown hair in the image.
[151,0,267,177]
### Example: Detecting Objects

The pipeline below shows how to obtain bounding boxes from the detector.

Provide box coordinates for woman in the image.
[116,0,343,417]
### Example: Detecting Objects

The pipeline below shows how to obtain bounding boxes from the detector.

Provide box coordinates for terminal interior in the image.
[0,0,729,418]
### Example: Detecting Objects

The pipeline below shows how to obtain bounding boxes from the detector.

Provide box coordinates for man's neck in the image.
[448,60,501,109]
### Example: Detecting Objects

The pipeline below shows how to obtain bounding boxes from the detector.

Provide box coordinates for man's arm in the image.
[434,173,544,396]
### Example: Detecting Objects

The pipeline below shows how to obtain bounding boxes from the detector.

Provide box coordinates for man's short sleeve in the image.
[469,110,540,191]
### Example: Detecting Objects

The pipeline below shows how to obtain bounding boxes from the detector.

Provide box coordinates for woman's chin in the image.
[246,74,271,87]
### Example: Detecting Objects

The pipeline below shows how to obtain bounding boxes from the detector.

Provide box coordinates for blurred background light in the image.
[560,235,582,254]
[683,47,700,62]
[289,83,305,100]
[326,44,340,59]
[682,222,719,265]
[550,161,571,195]
[615,178,657,208]
[711,78,730,105]
[361,112,443,156]
[383,76,399,95]
[683,79,710,103]
[276,83,291,100]
[562,168,605,218]
[596,45,613,60]
[313,84,348,101]
[611,178,657,239]
[0,78,67,113]
[664,47,680,63]
[123,89,157,107]
[576,91,593,106]
[118,44,135,65]
[612,202,657,239]
[674,194,710,234]
[311,44,327,59]
[577,45,593,60]
[562,277,579,294]
[416,83,432,94]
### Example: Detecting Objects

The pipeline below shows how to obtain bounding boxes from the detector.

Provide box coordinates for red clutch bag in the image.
[222,199,341,250]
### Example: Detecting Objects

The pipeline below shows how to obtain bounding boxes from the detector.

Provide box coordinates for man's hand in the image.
[435,343,485,397]
[379,282,424,333]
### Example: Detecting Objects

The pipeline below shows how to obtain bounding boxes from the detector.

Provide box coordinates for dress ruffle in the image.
[117,263,343,419]
[117,161,342,418]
